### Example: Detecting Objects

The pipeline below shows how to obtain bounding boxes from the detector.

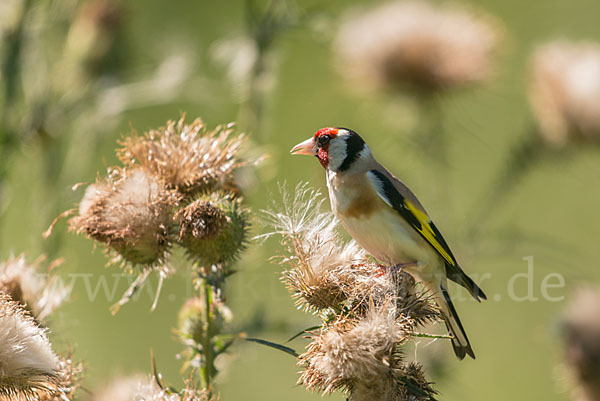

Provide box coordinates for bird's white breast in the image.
[326,170,434,266]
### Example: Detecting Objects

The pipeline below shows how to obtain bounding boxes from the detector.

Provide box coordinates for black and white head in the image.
[290,127,371,172]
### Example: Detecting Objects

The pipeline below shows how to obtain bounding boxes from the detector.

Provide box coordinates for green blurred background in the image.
[2,0,600,399]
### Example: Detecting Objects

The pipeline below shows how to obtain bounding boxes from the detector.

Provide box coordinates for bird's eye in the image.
[318,135,331,146]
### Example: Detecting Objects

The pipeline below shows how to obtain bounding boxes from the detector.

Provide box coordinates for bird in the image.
[290,126,486,360]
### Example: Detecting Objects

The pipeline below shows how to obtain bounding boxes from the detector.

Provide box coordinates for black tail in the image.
[440,286,475,360]
[446,263,487,302]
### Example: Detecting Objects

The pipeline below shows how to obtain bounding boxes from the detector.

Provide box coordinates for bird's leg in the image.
[389,261,419,272]
[375,262,419,277]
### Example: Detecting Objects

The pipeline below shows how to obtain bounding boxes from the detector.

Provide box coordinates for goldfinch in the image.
[290,127,486,360]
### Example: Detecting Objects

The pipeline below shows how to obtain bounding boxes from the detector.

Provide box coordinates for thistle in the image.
[70,168,177,267]
[116,117,252,199]
[177,192,249,269]
[262,183,440,401]
[0,255,66,322]
[63,116,257,313]
[60,116,260,399]
[92,376,210,401]
[300,307,436,401]
[0,293,58,398]
[562,287,600,401]
[471,39,600,230]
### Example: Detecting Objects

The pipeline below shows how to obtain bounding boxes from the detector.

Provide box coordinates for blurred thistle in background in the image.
[61,0,122,86]
[530,40,600,148]
[334,0,500,93]
[334,0,502,174]
[562,287,600,401]
[472,38,600,228]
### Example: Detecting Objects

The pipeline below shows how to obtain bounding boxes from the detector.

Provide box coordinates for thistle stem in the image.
[201,279,215,397]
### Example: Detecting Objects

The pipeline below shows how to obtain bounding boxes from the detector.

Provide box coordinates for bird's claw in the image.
[375,262,418,277]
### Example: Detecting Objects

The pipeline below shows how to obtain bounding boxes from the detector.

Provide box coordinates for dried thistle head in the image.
[266,183,440,400]
[92,376,210,401]
[299,305,436,401]
[91,375,146,401]
[70,168,176,267]
[264,183,438,322]
[390,272,440,328]
[279,221,368,312]
[180,379,212,401]
[350,363,436,401]
[529,40,600,147]
[177,192,249,268]
[117,117,251,199]
[562,286,600,401]
[0,255,66,322]
[36,357,83,401]
[334,0,501,93]
[262,183,366,311]
[0,293,60,399]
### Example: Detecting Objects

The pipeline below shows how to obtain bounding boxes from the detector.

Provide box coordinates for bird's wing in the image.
[366,169,458,267]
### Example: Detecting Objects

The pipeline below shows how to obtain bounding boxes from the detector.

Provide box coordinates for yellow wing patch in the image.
[404,200,454,266]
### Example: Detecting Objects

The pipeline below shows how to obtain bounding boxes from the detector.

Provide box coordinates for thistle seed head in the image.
[265,184,439,321]
[0,255,66,322]
[262,184,368,311]
[0,293,59,398]
[36,357,83,401]
[299,305,436,401]
[117,117,251,199]
[92,376,210,401]
[70,169,176,266]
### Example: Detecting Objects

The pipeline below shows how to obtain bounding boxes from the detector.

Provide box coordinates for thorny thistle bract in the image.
[116,117,253,198]
[177,192,249,269]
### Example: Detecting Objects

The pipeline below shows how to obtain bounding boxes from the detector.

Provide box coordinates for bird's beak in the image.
[290,137,316,156]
